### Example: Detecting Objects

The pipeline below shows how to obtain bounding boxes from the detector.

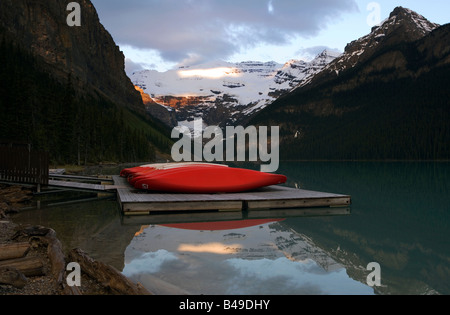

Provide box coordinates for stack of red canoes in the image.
[120,162,287,194]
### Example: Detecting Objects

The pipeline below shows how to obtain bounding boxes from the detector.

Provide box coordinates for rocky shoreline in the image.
[0,184,151,295]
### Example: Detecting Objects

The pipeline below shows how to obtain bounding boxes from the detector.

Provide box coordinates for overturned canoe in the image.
[120,162,227,178]
[123,163,229,186]
[132,165,287,193]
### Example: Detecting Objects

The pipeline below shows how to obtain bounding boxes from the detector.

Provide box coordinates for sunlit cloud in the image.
[178,67,241,79]
[178,242,243,254]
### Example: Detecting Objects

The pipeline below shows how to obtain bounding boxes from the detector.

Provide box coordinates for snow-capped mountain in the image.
[247,7,448,161]
[299,6,440,90]
[131,50,340,128]
[132,7,439,130]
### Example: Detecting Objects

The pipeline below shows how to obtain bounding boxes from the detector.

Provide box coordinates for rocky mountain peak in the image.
[376,6,439,37]
[387,6,439,32]
[316,49,342,59]
[247,10,449,162]
[300,7,440,89]
[345,7,438,56]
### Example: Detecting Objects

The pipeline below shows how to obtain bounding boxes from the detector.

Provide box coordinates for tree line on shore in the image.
[251,58,450,161]
[0,37,172,165]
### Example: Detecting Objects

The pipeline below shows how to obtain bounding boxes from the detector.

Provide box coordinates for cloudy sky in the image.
[91,0,450,74]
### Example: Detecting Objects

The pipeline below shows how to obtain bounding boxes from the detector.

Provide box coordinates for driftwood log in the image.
[2,225,152,294]
[68,248,152,295]
[0,242,33,288]
[0,256,44,277]
[0,242,30,261]
[41,229,66,284]
[12,226,66,284]
[0,242,32,288]
[0,267,28,288]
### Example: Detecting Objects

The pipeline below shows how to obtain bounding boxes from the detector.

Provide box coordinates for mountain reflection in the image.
[10,162,448,295]
[123,220,374,295]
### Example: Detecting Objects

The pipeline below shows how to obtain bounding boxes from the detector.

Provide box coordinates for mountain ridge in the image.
[132,7,443,131]
[132,49,340,128]
[292,6,440,92]
[0,0,145,116]
[249,7,450,160]
[0,0,173,163]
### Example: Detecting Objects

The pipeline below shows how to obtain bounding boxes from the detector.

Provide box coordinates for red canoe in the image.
[161,219,285,231]
[123,163,229,185]
[133,166,287,193]
[120,162,228,178]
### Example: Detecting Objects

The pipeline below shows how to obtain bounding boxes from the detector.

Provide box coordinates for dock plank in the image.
[112,176,351,215]
[49,174,114,183]
[48,180,112,193]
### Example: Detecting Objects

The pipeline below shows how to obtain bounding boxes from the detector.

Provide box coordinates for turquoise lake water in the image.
[11,162,450,295]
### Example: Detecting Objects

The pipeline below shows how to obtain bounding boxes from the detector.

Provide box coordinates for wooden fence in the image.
[0,144,49,186]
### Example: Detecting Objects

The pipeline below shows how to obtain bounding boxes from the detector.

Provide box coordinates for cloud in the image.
[92,0,358,66]
[122,249,178,276]
[225,257,374,295]
[125,58,145,76]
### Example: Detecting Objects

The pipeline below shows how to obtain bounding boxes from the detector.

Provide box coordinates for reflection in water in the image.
[123,221,374,295]
[278,162,450,295]
[11,198,136,270]
[123,250,178,275]
[10,162,450,295]
[225,257,366,295]
[177,242,243,254]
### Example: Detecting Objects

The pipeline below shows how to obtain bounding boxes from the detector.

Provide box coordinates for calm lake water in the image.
[11,162,450,295]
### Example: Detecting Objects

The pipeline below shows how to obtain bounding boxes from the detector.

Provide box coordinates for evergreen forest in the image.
[251,55,450,161]
[0,38,173,165]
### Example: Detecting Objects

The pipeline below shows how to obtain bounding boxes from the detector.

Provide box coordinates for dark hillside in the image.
[0,0,173,164]
[250,23,450,160]
[0,37,172,164]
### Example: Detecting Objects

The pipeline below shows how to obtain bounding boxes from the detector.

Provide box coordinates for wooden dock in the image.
[112,176,351,216]
[46,174,117,193]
